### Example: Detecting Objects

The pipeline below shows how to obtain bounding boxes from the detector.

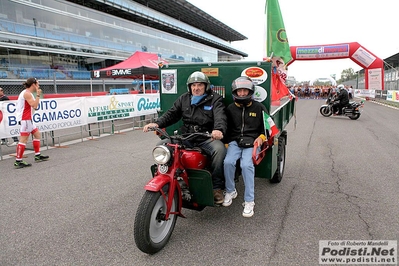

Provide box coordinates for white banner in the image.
[0,98,85,138]
[0,94,160,138]
[85,95,136,123]
[354,89,375,98]
[135,93,161,115]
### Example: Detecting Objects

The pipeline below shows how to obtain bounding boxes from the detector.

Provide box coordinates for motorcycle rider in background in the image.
[332,84,349,115]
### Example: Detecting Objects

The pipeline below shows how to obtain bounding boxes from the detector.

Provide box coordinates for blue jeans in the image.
[224,141,255,202]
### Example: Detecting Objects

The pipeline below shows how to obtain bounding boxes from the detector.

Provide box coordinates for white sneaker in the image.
[242,201,255,217]
[222,189,237,207]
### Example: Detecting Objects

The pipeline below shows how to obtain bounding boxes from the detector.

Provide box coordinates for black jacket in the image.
[0,95,10,101]
[156,92,227,135]
[225,101,268,143]
[335,89,349,105]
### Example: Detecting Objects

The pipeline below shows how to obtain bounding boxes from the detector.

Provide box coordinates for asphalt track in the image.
[1,98,398,265]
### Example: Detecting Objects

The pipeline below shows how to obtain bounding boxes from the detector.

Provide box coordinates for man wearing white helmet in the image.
[333,84,349,115]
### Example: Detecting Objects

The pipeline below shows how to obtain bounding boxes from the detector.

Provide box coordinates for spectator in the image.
[348,85,353,99]
[0,87,19,146]
[314,87,321,99]
[14,78,49,168]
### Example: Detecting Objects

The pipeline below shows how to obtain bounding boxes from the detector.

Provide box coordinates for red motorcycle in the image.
[133,127,273,254]
[134,127,214,254]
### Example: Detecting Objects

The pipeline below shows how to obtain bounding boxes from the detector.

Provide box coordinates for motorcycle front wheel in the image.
[134,184,178,254]
[320,106,332,117]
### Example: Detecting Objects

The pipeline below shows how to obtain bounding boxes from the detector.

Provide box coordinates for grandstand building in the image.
[0,0,247,94]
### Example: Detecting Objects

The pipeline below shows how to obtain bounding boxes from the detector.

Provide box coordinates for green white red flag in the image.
[265,0,295,106]
[263,111,279,138]
[265,0,292,64]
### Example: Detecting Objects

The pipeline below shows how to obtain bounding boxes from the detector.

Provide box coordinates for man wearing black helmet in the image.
[222,76,269,217]
[143,71,227,204]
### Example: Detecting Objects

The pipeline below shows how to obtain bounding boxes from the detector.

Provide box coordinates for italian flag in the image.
[263,111,279,138]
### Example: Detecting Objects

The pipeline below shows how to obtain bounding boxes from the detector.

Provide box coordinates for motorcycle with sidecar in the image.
[133,61,295,254]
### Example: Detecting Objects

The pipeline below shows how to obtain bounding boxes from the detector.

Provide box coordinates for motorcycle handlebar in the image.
[148,127,212,141]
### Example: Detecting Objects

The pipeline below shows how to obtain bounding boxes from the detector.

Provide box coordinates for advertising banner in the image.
[0,94,160,138]
[354,89,375,98]
[387,90,399,103]
[135,93,161,115]
[1,98,84,138]
[85,95,136,123]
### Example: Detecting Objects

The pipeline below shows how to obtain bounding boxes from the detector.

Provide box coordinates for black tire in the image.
[134,185,178,254]
[320,106,332,117]
[349,113,360,120]
[270,136,286,183]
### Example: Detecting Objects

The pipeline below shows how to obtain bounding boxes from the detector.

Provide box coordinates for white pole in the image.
[142,74,145,94]
[90,78,93,96]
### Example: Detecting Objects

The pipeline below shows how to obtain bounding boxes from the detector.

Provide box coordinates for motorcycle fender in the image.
[320,104,329,108]
[144,174,171,192]
[144,174,185,218]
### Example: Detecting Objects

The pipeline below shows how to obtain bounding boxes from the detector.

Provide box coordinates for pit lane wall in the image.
[0,94,160,138]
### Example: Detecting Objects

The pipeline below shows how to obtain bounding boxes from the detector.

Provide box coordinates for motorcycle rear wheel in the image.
[270,136,286,183]
[134,184,178,254]
[320,106,332,117]
[349,113,360,120]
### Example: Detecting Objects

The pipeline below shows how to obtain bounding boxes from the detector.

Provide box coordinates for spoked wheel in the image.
[320,106,332,117]
[134,185,178,254]
[270,136,286,183]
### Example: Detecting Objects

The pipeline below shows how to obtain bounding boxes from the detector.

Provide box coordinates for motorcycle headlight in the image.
[152,145,171,164]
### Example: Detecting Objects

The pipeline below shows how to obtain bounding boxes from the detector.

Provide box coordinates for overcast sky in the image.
[187,0,399,82]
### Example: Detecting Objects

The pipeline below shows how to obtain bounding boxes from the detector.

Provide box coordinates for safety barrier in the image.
[0,114,157,160]
[0,93,160,160]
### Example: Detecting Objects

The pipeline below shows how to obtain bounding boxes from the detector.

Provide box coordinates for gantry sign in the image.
[287,42,384,90]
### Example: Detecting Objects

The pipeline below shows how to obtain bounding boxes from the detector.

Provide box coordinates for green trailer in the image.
[134,61,296,254]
